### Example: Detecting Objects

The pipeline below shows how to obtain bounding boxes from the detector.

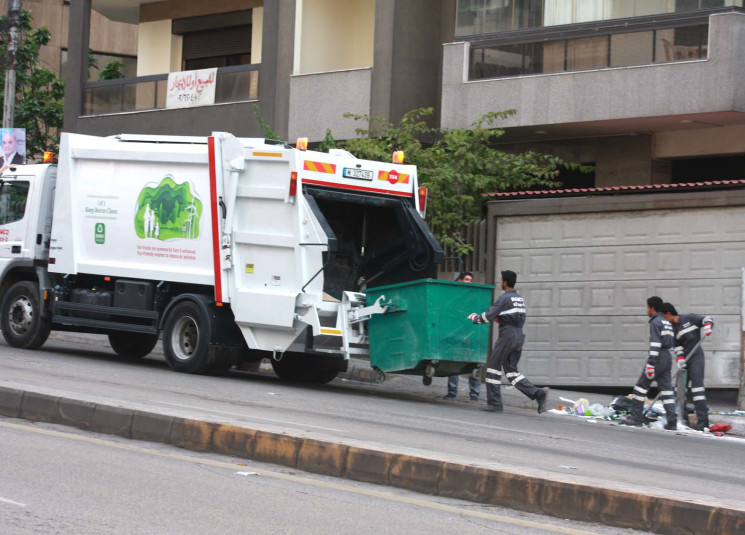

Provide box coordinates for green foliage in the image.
[0,10,64,160]
[316,128,337,153]
[341,108,589,256]
[99,60,126,80]
[253,104,283,141]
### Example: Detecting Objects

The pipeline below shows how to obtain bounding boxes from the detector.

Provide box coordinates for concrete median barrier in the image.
[1,385,743,535]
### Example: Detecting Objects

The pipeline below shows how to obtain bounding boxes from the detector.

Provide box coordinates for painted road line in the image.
[151,400,345,433]
[0,421,600,535]
[0,497,27,507]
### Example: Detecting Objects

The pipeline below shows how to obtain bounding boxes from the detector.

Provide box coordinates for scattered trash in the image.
[268,392,280,396]
[236,471,259,476]
[708,423,732,434]
[711,410,745,416]
[560,465,577,470]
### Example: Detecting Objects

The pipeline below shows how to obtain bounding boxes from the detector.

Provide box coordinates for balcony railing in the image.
[83,64,260,116]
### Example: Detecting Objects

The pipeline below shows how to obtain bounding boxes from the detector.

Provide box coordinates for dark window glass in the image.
[0,181,30,225]
[566,36,609,71]
[182,25,252,71]
[655,25,708,63]
[610,31,654,67]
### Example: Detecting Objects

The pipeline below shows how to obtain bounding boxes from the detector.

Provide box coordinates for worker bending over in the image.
[661,302,714,431]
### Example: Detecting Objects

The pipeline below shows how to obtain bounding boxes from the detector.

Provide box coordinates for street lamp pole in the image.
[2,0,23,128]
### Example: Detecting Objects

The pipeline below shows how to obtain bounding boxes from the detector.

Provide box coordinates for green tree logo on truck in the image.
[134,176,203,241]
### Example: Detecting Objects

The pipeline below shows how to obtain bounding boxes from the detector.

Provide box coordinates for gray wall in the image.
[441,12,745,131]
[288,69,372,142]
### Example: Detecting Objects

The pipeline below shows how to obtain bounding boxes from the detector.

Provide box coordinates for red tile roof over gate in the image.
[484,180,745,199]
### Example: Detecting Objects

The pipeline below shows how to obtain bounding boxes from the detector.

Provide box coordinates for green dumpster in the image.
[366,279,493,380]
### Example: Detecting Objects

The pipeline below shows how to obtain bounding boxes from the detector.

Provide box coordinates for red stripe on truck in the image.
[207,137,222,303]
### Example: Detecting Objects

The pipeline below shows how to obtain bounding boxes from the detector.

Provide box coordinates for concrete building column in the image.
[595,134,671,187]
[372,0,454,127]
[62,0,91,133]
[258,0,294,140]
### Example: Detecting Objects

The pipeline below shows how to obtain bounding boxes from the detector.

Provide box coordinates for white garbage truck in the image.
[0,132,444,383]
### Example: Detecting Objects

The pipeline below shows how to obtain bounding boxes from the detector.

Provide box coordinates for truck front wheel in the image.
[163,301,210,374]
[1,281,51,350]
[108,332,158,359]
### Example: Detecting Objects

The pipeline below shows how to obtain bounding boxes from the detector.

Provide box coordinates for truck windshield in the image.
[304,187,442,298]
[0,180,29,225]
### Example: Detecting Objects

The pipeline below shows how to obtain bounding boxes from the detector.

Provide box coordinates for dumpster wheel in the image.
[372,368,386,384]
[422,363,435,386]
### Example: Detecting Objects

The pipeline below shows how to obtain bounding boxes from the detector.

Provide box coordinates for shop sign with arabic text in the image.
[166,68,217,109]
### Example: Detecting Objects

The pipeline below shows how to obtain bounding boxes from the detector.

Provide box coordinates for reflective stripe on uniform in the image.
[631,394,646,402]
[510,374,525,385]
[481,312,488,323]
[677,325,699,336]
[485,378,501,385]
[674,345,683,353]
[661,329,674,337]
[499,308,526,315]
[650,342,661,347]
[693,395,707,401]
[660,391,674,396]
[486,368,502,376]
[649,350,659,356]
[691,387,705,393]
[634,386,647,394]
[663,399,676,404]
[505,372,519,378]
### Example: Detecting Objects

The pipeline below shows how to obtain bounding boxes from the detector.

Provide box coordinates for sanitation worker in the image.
[444,271,481,401]
[467,270,547,414]
[661,302,714,430]
[620,296,677,429]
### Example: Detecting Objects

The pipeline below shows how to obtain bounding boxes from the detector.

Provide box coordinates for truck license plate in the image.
[343,168,373,181]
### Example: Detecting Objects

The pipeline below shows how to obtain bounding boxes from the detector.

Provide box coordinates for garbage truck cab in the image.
[0,132,443,383]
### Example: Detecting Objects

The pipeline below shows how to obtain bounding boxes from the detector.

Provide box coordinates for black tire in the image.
[312,366,340,384]
[108,331,158,359]
[0,281,51,350]
[270,352,313,382]
[163,300,211,374]
[271,352,341,384]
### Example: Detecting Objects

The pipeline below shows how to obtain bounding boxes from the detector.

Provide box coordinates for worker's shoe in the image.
[690,419,709,431]
[443,393,456,400]
[479,404,503,413]
[664,419,678,431]
[535,389,548,414]
[469,395,479,402]
[619,417,643,427]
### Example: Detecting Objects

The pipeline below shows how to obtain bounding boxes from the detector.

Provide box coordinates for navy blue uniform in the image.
[629,313,677,425]
[474,289,540,407]
[673,313,713,426]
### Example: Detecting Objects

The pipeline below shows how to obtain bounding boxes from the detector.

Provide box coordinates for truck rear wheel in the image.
[1,281,51,350]
[108,332,158,359]
[163,301,210,374]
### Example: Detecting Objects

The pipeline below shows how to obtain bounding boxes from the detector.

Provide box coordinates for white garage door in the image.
[494,205,743,387]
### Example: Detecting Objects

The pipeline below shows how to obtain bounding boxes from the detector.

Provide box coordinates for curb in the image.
[1,386,743,534]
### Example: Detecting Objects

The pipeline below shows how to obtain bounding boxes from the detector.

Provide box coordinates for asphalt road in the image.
[0,419,649,535]
[2,334,744,512]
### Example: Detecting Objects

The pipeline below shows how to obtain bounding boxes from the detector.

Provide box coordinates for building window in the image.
[61,49,138,80]
[456,0,741,36]
[174,10,252,71]
[470,24,708,80]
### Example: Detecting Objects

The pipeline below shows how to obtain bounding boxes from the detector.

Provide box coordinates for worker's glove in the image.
[703,322,713,337]
[676,357,686,370]
[644,363,655,380]
[467,313,481,324]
